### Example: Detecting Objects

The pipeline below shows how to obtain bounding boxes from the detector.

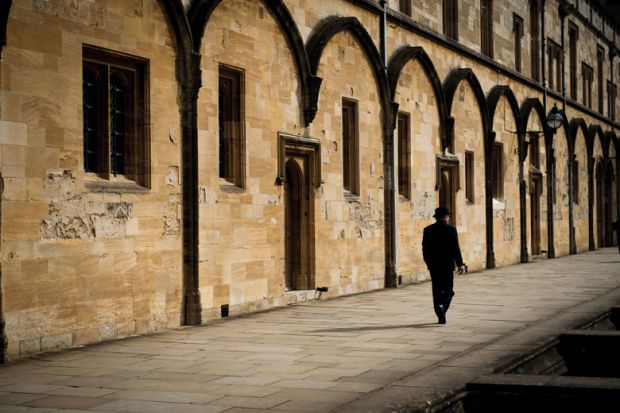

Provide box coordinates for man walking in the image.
[422,207,465,324]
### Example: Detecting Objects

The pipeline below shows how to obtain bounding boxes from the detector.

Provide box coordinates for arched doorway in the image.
[595,160,604,247]
[438,164,457,226]
[284,157,315,291]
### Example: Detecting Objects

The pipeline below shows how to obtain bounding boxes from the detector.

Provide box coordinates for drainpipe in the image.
[379,0,388,66]
[519,137,528,263]
[610,45,617,122]
[559,1,575,254]
[379,0,398,288]
[611,45,620,248]
[541,0,555,259]
[541,1,548,117]
[486,131,496,269]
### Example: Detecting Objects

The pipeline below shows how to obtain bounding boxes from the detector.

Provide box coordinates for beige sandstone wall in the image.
[524,114,549,258]
[0,0,616,360]
[309,30,386,295]
[593,137,604,249]
[612,146,618,247]
[573,129,590,252]
[554,125,571,257]
[452,83,487,271]
[0,0,183,360]
[197,0,303,319]
[394,59,441,284]
[492,96,521,267]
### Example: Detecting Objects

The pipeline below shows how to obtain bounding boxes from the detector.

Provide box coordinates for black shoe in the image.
[437,305,446,324]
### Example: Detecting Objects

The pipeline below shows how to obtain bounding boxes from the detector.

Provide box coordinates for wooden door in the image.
[439,168,456,225]
[284,157,314,290]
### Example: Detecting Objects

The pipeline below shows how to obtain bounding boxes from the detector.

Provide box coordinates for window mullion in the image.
[100,64,111,179]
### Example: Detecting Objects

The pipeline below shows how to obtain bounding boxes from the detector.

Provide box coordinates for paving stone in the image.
[91,399,228,413]
[0,250,619,412]
[102,389,223,404]
[272,379,338,390]
[212,385,284,398]
[210,395,290,409]
[0,406,31,413]
[0,392,47,405]
[46,387,119,398]
[328,382,383,393]
[0,383,66,394]
[108,379,224,394]
[21,395,112,409]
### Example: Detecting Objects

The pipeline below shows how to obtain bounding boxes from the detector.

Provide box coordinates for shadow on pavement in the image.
[310,323,441,333]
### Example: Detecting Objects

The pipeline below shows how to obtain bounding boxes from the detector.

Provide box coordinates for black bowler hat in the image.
[433,207,451,218]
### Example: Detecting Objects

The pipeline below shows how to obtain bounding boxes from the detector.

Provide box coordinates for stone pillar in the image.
[486,131,496,269]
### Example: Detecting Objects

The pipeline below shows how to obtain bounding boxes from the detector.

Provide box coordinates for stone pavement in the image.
[1,249,619,413]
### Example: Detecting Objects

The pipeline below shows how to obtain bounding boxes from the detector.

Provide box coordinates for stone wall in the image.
[0,0,183,360]
[394,58,441,284]
[0,0,617,360]
[492,96,521,268]
[573,128,590,252]
[554,127,571,257]
[311,30,385,295]
[452,82,488,270]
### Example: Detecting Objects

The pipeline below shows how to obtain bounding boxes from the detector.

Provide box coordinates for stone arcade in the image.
[0,0,618,361]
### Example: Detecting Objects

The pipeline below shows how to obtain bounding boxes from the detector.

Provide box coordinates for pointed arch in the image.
[569,118,589,156]
[306,15,393,129]
[387,46,448,147]
[606,131,618,156]
[487,85,520,165]
[553,109,571,153]
[608,131,619,156]
[487,85,522,138]
[443,68,490,148]
[0,0,10,59]
[443,68,494,268]
[306,15,396,286]
[520,98,548,135]
[188,0,319,125]
[588,124,607,160]
[487,85,522,267]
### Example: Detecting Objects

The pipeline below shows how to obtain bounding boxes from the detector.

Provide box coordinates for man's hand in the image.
[457,265,465,274]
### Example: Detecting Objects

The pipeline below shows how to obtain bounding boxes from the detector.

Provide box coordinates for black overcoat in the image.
[422,221,464,272]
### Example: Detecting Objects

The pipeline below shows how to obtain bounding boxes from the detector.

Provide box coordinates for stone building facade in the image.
[0,0,617,361]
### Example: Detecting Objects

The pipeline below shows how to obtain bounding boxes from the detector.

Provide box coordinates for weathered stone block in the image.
[73,328,100,346]
[99,324,118,341]
[40,332,72,352]
[0,121,28,146]
[19,337,41,356]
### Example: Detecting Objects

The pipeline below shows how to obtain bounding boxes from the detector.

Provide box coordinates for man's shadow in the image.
[309,323,439,333]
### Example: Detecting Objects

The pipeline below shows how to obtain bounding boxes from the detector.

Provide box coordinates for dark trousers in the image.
[430,269,455,317]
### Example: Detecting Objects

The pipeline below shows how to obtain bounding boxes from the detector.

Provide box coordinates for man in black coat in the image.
[422,207,465,324]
